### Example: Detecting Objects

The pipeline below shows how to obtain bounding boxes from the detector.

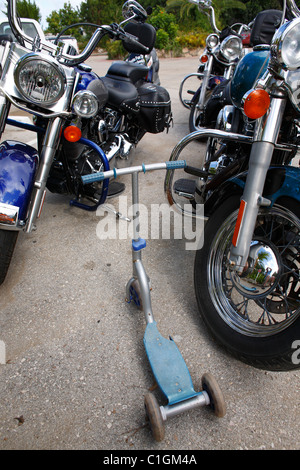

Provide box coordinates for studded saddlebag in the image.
[137,83,172,133]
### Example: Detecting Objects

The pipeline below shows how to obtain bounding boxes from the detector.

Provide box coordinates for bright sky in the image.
[0,0,83,28]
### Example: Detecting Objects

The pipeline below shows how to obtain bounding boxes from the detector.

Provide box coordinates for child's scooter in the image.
[82,160,226,442]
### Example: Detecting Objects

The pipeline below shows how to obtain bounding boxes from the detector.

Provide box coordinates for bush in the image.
[106,40,126,60]
[177,32,207,49]
[148,6,178,50]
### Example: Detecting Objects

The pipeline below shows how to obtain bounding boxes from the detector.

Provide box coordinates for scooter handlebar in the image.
[81,161,187,184]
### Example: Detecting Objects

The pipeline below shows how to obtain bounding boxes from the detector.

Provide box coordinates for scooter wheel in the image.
[144,393,165,442]
[129,279,143,311]
[201,373,226,418]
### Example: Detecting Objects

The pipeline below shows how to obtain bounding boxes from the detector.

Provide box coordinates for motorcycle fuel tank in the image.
[231,46,270,109]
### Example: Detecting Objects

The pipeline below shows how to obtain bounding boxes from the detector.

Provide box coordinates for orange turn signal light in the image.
[64,125,82,142]
[200,54,209,63]
[243,89,270,120]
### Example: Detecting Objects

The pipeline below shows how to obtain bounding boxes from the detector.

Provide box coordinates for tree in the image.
[80,0,123,26]
[166,0,246,29]
[46,2,81,38]
[3,0,41,22]
[224,0,282,24]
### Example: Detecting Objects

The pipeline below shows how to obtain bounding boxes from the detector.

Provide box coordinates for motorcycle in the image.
[124,7,160,85]
[179,0,250,133]
[165,1,300,371]
[0,0,172,285]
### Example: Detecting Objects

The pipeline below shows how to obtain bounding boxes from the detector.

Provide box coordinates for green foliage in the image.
[42,0,299,55]
[222,0,282,24]
[3,0,41,21]
[106,40,126,60]
[177,32,207,49]
[80,0,122,25]
[148,6,178,50]
[46,2,81,39]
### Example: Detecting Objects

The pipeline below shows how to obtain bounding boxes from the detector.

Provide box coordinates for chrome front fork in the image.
[229,95,287,272]
[198,55,213,111]
[25,117,63,233]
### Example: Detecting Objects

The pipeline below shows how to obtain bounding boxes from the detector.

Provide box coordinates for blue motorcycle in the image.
[0,0,172,284]
[166,2,300,371]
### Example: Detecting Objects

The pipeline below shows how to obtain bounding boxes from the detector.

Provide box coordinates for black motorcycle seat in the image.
[106,61,149,84]
[102,76,140,113]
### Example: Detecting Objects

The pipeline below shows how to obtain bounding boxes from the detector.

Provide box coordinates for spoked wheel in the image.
[194,196,300,371]
[201,373,226,418]
[144,393,165,442]
[128,279,143,310]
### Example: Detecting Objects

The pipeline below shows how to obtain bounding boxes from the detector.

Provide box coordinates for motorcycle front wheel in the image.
[194,196,300,371]
[0,230,18,285]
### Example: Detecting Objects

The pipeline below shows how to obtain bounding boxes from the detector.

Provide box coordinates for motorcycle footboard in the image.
[143,321,197,406]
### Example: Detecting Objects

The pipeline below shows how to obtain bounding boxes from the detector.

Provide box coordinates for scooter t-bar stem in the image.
[81,161,187,185]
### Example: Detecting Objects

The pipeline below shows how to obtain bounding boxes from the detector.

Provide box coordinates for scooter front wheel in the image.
[194,196,300,371]
[0,229,18,285]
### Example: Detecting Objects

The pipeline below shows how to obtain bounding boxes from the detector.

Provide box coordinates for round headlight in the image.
[73,90,99,118]
[206,33,219,50]
[220,35,243,62]
[271,18,300,70]
[14,54,66,106]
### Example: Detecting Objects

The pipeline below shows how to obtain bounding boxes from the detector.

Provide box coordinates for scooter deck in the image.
[143,322,197,406]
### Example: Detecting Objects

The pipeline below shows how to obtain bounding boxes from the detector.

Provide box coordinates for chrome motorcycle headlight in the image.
[206,33,219,50]
[220,35,243,62]
[271,18,300,70]
[73,90,99,118]
[14,54,66,106]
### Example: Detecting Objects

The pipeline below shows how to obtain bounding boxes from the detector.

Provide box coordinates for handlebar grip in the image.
[166,160,187,170]
[124,33,149,53]
[81,172,105,184]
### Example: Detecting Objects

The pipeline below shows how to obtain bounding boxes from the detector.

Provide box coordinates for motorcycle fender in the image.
[0,141,39,227]
[205,166,300,217]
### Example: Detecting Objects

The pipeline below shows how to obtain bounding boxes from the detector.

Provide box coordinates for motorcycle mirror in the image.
[122,1,148,21]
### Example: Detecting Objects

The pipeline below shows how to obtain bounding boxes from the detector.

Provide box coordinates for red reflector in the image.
[201,54,209,63]
[232,200,246,247]
[64,125,82,142]
[0,213,15,224]
[243,89,270,120]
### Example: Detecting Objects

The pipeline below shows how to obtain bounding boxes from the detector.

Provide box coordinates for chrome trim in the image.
[14,53,66,107]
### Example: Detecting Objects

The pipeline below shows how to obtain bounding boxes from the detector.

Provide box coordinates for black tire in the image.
[0,229,18,285]
[194,196,300,371]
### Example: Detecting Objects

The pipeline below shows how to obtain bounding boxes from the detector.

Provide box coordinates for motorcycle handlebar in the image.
[7,0,149,66]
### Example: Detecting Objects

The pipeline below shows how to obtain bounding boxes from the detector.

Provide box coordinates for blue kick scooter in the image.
[82,160,226,442]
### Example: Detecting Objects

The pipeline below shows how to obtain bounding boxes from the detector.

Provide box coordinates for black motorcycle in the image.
[0,0,172,285]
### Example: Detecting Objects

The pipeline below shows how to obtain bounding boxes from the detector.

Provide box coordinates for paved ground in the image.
[0,54,299,451]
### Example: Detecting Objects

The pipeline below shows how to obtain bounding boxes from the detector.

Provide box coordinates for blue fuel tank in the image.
[231,46,270,109]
